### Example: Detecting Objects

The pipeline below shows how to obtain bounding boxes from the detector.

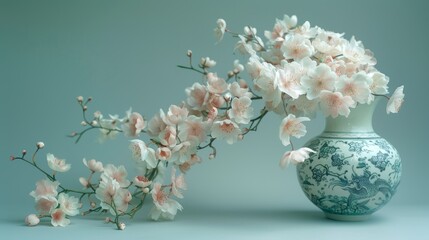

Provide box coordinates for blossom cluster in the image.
[216,14,404,165]
[12,14,404,230]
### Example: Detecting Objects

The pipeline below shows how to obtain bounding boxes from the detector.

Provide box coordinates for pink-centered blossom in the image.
[301,63,337,100]
[134,176,152,188]
[170,141,194,165]
[113,188,132,214]
[102,164,130,188]
[160,105,189,125]
[151,183,183,221]
[159,125,177,148]
[207,73,228,94]
[229,81,252,98]
[58,193,80,216]
[171,168,187,199]
[30,179,60,199]
[264,14,297,42]
[186,82,208,111]
[281,34,314,61]
[156,147,172,161]
[279,114,310,146]
[369,72,389,95]
[335,72,371,104]
[291,21,318,39]
[129,139,158,169]
[35,196,58,215]
[206,93,226,109]
[178,116,209,144]
[228,96,254,124]
[47,153,71,173]
[386,86,404,114]
[122,110,146,137]
[247,56,264,79]
[276,65,306,99]
[342,36,376,66]
[95,175,120,210]
[83,158,103,172]
[211,119,241,144]
[319,90,356,118]
[51,209,70,227]
[312,30,345,56]
[253,63,282,109]
[147,113,167,137]
[279,147,316,168]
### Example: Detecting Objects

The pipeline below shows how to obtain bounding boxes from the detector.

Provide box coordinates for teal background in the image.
[1,0,428,239]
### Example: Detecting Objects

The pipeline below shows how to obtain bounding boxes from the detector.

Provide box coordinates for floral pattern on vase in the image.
[296,99,402,221]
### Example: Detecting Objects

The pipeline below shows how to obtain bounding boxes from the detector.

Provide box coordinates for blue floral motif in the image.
[347,141,365,153]
[311,165,327,183]
[297,135,401,218]
[330,153,352,170]
[318,142,338,159]
[357,157,367,169]
[369,151,389,172]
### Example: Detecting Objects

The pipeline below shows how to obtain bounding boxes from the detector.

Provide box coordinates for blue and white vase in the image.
[296,99,402,221]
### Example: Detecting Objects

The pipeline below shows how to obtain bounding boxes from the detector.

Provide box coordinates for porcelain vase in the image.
[296,99,402,221]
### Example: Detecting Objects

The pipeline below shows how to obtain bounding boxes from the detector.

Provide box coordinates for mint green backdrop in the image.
[1,0,427,239]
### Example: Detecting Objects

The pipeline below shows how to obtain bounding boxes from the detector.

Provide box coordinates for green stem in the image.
[177,65,206,75]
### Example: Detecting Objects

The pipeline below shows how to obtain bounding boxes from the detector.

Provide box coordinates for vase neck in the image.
[324,98,379,134]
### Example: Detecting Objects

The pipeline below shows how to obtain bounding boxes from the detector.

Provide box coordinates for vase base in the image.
[324,212,371,221]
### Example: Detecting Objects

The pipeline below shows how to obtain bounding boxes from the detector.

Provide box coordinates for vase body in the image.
[296,99,402,221]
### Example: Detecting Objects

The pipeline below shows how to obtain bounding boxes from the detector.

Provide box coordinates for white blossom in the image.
[280,147,316,168]
[228,96,254,124]
[47,153,71,173]
[301,63,337,100]
[279,114,310,146]
[386,86,404,114]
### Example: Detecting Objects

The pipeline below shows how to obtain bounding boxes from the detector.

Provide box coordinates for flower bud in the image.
[90,120,98,126]
[81,121,88,126]
[22,149,27,156]
[10,155,15,161]
[83,106,88,111]
[36,142,45,149]
[25,214,40,226]
[227,71,235,78]
[209,153,215,160]
[143,187,150,194]
[200,57,216,68]
[187,50,192,57]
[119,223,125,230]
[238,79,248,88]
[119,222,126,230]
[238,134,244,140]
[90,202,96,208]
[79,177,89,188]
[77,96,84,103]
[87,97,92,102]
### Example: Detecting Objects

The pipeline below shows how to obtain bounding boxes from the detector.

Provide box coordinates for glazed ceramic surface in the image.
[296,100,401,221]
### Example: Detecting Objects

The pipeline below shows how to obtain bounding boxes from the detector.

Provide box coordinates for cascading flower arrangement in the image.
[12,14,404,230]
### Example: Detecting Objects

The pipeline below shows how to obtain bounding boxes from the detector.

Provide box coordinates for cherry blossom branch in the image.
[244,108,269,136]
[13,151,94,196]
[176,65,206,75]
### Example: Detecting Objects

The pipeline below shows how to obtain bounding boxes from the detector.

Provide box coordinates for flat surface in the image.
[1,204,427,240]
